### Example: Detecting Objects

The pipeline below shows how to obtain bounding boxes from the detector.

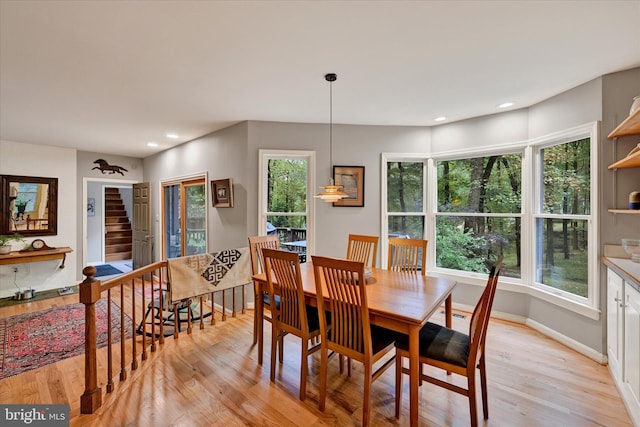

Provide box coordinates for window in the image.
[534,135,593,301]
[381,155,427,263]
[435,153,522,277]
[259,150,315,262]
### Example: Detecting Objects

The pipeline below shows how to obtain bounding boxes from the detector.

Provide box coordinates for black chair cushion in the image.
[370,324,397,354]
[263,292,280,309]
[396,322,470,368]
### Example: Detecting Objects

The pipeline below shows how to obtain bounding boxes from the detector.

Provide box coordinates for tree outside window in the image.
[436,153,522,277]
[535,138,591,297]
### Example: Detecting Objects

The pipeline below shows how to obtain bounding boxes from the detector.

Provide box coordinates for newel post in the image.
[80,266,103,414]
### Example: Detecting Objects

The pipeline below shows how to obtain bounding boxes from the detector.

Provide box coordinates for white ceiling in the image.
[1,1,639,158]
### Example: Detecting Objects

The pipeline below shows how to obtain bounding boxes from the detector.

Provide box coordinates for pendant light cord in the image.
[329,77,333,184]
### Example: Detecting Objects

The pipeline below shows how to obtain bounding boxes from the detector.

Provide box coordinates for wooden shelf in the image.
[608,209,640,215]
[608,109,640,138]
[0,246,73,268]
[608,149,640,169]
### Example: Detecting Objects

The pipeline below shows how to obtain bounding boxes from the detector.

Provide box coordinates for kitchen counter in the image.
[602,256,640,293]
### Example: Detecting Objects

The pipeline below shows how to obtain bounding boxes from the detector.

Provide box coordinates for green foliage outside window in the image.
[267,159,307,229]
[436,154,522,276]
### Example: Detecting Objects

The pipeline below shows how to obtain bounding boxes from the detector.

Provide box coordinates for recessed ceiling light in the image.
[147,142,159,147]
[434,116,447,122]
[498,102,514,109]
[166,133,179,139]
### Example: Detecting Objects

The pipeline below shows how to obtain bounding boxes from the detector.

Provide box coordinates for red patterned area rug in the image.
[0,299,132,380]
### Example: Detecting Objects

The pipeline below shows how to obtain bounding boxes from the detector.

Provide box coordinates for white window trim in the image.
[380,153,428,266]
[529,121,599,312]
[379,122,600,320]
[258,149,316,256]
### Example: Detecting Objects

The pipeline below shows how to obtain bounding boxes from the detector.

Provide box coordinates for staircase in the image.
[104,187,132,262]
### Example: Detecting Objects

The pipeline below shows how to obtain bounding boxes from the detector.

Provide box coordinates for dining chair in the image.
[394,257,503,427]
[346,234,379,269]
[387,237,427,274]
[311,255,396,426]
[262,248,322,400]
[248,235,280,364]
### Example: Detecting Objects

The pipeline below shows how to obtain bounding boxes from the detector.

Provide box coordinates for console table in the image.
[0,247,73,269]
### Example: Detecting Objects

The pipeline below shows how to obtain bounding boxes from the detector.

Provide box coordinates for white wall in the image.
[0,141,77,298]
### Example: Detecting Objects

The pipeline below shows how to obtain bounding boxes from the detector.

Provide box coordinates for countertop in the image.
[603,255,640,293]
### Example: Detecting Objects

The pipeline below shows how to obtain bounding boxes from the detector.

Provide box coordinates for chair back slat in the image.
[312,255,370,359]
[388,237,427,274]
[263,248,307,334]
[346,234,379,269]
[248,235,279,275]
[467,257,502,367]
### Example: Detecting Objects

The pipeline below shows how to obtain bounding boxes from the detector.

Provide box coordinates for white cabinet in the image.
[607,267,640,426]
[625,282,640,412]
[608,268,624,382]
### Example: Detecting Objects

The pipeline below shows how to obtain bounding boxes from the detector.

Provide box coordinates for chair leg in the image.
[318,344,328,411]
[299,341,308,400]
[252,294,259,344]
[362,362,373,427]
[394,353,403,419]
[270,323,278,382]
[479,355,489,420]
[257,312,264,365]
[468,370,478,427]
[279,334,284,363]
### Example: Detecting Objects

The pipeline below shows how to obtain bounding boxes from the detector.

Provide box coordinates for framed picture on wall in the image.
[87,197,95,216]
[211,178,234,208]
[333,165,364,207]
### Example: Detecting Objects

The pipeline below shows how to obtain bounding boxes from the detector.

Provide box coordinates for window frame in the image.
[380,153,428,267]
[529,122,599,311]
[258,149,316,256]
[380,122,600,319]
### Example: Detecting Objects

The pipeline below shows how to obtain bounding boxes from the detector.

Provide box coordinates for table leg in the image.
[409,325,419,426]
[445,294,452,328]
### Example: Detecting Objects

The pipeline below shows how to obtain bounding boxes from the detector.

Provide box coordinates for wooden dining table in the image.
[253,260,457,426]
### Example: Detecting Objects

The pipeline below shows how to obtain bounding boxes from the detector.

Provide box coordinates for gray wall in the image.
[138,68,640,357]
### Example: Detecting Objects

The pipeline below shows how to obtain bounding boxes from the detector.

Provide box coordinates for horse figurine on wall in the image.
[92,159,128,176]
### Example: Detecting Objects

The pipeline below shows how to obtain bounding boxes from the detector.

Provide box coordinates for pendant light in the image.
[315,73,348,202]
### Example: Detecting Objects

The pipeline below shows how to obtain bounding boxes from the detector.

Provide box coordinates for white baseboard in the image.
[451,302,607,364]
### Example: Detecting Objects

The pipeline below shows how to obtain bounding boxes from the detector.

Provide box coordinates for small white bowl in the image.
[622,238,640,263]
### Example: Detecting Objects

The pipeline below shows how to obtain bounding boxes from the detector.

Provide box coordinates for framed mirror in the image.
[1,175,58,237]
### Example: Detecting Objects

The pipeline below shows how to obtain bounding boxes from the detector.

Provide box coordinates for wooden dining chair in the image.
[387,237,427,274]
[394,258,503,427]
[248,235,279,364]
[262,248,321,400]
[346,234,379,269]
[311,255,396,426]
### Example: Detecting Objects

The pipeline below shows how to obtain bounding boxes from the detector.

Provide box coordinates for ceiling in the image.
[1,1,639,158]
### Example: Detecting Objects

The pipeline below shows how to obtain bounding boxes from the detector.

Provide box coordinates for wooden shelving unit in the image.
[608,109,640,138]
[608,148,640,170]
[608,107,640,215]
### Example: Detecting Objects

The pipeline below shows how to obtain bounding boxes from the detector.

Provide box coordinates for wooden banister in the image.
[79,265,102,415]
[79,259,247,414]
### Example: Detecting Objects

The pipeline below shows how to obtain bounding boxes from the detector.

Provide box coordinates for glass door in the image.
[162,177,206,258]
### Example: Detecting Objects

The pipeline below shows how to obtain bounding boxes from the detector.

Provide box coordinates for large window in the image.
[435,153,522,277]
[259,150,315,262]
[382,124,598,316]
[534,136,593,300]
[381,155,427,264]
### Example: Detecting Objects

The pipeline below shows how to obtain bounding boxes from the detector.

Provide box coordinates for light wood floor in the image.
[0,291,633,427]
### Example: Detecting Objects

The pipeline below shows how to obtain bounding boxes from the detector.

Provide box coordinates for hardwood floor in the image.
[0,292,633,426]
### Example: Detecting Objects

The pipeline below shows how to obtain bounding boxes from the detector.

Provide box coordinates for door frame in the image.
[82,177,138,269]
[159,172,208,259]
